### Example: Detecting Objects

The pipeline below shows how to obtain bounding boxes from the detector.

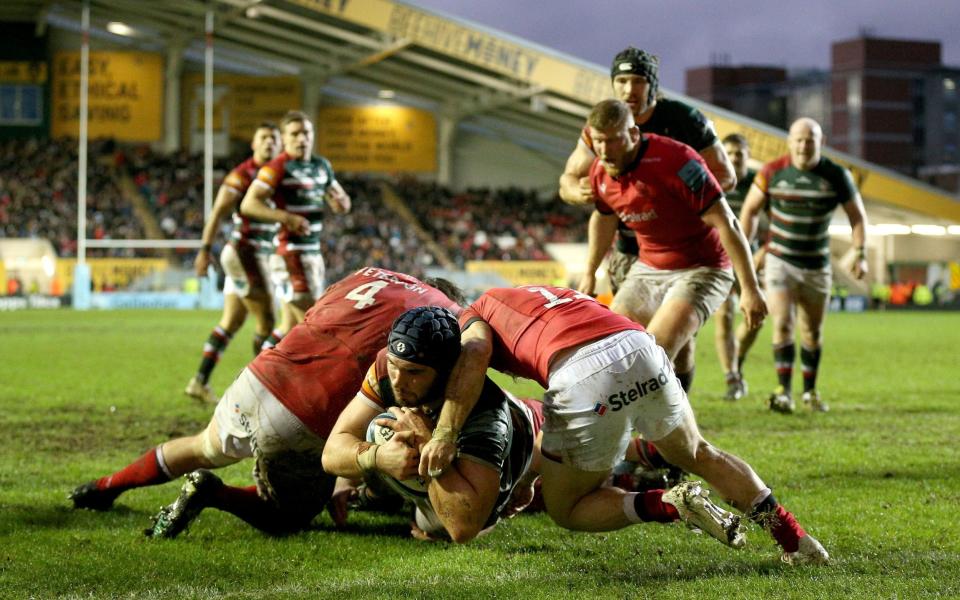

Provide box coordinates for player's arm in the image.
[194,182,240,276]
[418,320,493,478]
[699,140,737,192]
[558,142,598,205]
[428,457,501,543]
[325,180,351,214]
[738,183,768,245]
[322,389,419,481]
[579,210,618,296]
[702,198,767,329]
[841,190,869,279]
[239,176,309,236]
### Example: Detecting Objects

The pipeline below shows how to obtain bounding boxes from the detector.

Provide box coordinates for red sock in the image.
[209,484,293,533]
[95,447,170,492]
[634,490,680,523]
[749,495,807,553]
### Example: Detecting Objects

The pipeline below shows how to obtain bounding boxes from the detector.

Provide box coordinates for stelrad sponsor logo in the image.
[595,369,669,414]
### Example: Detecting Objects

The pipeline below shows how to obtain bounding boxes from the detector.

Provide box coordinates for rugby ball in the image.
[366,413,429,498]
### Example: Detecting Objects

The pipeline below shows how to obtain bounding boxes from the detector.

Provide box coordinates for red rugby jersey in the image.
[460,286,644,388]
[248,267,460,438]
[590,133,729,270]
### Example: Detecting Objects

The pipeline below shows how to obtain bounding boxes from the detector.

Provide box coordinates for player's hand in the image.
[193,248,211,276]
[851,258,868,280]
[379,407,435,453]
[284,213,310,236]
[567,176,597,205]
[410,521,441,542]
[325,188,351,214]
[418,436,457,479]
[578,271,596,296]
[327,477,358,528]
[501,475,538,519]
[377,430,420,480]
[739,286,767,330]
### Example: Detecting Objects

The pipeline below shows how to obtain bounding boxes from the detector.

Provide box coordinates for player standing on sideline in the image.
[69,268,466,538]
[560,47,736,306]
[184,123,281,403]
[578,100,766,400]
[322,307,543,543]
[240,110,351,350]
[740,117,868,414]
[713,133,765,401]
[418,285,828,564]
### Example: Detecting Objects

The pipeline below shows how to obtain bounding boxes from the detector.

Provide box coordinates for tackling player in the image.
[69,267,466,537]
[419,285,828,565]
[240,110,351,350]
[184,122,281,403]
[740,118,868,413]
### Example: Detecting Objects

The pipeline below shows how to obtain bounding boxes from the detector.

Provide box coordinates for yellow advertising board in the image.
[180,73,301,142]
[51,51,163,141]
[56,258,170,292]
[466,260,566,286]
[316,106,436,172]
[0,61,47,84]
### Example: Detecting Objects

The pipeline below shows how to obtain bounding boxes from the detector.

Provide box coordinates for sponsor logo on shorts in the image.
[605,369,669,411]
[593,402,608,416]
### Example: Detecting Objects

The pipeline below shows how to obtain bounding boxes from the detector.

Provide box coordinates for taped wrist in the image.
[356,442,380,474]
[431,426,459,444]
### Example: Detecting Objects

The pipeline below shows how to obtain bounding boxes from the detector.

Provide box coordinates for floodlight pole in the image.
[203,9,214,224]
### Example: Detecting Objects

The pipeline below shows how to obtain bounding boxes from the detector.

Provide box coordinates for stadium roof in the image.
[4,0,959,224]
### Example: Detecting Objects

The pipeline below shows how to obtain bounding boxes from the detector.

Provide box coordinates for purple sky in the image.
[406,0,960,92]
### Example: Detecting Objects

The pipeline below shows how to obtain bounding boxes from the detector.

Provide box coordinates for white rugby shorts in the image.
[764,252,832,297]
[614,261,735,326]
[220,244,271,298]
[540,330,689,472]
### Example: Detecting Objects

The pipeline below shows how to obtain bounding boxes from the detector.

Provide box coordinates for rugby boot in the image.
[724,373,747,402]
[768,386,795,414]
[69,481,120,511]
[146,469,222,538]
[781,534,830,565]
[802,390,829,413]
[184,376,217,404]
[663,481,746,549]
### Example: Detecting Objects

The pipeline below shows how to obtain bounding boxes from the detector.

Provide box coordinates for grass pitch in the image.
[0,308,958,599]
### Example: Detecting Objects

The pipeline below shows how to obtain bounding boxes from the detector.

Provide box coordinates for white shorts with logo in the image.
[615,261,735,326]
[214,367,325,459]
[764,253,832,298]
[220,244,271,298]
[541,330,690,472]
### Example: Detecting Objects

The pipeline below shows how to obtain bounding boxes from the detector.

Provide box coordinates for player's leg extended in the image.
[797,279,830,411]
[241,287,274,356]
[765,256,799,411]
[714,292,738,379]
[184,295,246,403]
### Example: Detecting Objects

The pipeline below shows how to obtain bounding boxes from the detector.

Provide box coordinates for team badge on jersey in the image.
[677,159,708,192]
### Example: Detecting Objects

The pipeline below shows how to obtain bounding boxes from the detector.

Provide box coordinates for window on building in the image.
[0,84,43,125]
[945,78,957,98]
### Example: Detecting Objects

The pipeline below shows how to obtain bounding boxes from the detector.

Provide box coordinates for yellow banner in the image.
[0,61,47,84]
[51,51,163,141]
[466,260,566,286]
[57,258,169,292]
[180,73,301,142]
[316,106,436,172]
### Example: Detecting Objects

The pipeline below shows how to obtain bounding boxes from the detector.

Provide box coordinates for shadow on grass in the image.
[0,502,154,535]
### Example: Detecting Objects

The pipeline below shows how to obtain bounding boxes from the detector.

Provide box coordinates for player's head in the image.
[611,47,659,116]
[280,110,314,160]
[423,277,467,306]
[386,306,461,407]
[252,121,280,163]
[787,117,823,170]
[722,133,750,180]
[588,99,640,178]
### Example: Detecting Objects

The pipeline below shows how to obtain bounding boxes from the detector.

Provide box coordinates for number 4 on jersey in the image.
[345,281,390,309]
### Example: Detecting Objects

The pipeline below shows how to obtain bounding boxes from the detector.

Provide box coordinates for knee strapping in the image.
[200,431,236,467]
